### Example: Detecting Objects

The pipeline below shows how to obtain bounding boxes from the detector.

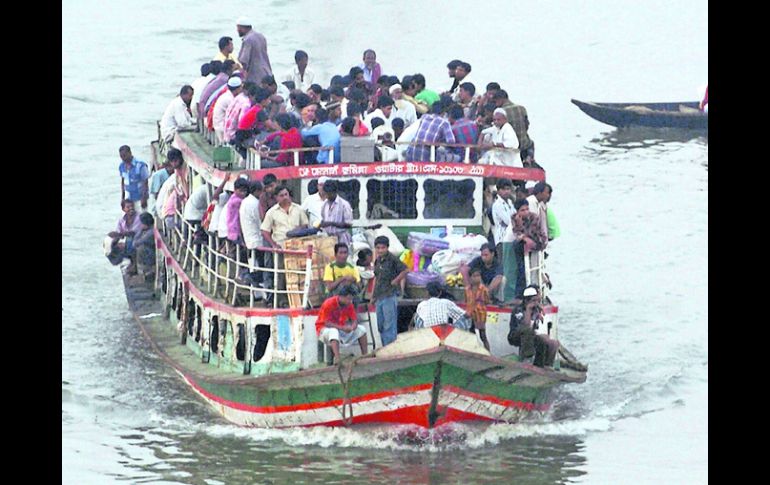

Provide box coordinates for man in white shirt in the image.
[183,183,210,225]
[239,181,266,288]
[213,76,243,144]
[388,84,417,128]
[491,179,514,247]
[190,63,214,116]
[364,95,396,131]
[479,109,520,167]
[160,85,195,143]
[450,62,475,103]
[302,177,327,226]
[282,50,315,93]
[396,117,421,161]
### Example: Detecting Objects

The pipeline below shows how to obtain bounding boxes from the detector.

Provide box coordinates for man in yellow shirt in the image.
[323,243,361,296]
[214,36,244,73]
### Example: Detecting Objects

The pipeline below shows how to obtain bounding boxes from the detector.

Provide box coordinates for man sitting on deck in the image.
[316,284,369,365]
[160,85,195,144]
[414,281,472,330]
[324,243,361,297]
[460,243,504,304]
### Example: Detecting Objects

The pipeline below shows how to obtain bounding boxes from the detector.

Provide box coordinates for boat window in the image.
[210,316,219,353]
[423,179,476,219]
[337,180,361,219]
[366,179,417,219]
[253,325,271,362]
[195,305,203,342]
[235,323,246,361]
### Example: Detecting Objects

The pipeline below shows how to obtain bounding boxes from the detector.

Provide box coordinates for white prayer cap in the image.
[227,76,242,88]
[493,108,508,119]
[318,176,329,184]
[236,16,252,26]
[388,84,402,94]
[523,287,538,297]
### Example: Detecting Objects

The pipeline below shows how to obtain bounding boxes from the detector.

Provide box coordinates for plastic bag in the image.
[445,233,490,254]
[364,225,405,257]
[407,232,450,257]
[429,249,471,277]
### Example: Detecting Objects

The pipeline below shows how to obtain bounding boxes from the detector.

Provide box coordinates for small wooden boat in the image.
[571,99,708,130]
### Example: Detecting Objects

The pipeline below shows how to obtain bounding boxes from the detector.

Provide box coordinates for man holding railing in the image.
[239,181,265,289]
[260,185,309,306]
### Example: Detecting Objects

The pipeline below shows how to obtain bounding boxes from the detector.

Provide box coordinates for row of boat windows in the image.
[332,178,476,220]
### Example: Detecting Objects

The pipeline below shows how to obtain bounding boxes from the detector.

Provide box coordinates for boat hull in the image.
[571,99,708,130]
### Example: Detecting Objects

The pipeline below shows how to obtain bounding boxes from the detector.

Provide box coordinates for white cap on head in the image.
[388,84,402,94]
[523,287,538,297]
[236,16,252,26]
[493,108,508,119]
[318,176,329,184]
[227,76,242,88]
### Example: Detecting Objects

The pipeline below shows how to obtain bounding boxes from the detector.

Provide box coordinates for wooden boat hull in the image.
[127,271,584,429]
[571,99,708,130]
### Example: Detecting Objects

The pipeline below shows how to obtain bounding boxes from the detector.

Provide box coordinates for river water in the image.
[62,0,708,483]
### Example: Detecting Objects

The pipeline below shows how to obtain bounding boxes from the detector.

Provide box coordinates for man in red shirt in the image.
[316,285,369,364]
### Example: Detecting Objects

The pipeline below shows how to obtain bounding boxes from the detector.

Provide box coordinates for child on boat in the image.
[465,267,491,351]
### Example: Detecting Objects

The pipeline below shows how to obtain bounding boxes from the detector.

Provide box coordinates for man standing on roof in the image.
[493,90,534,163]
[118,145,150,210]
[236,17,272,85]
[283,50,315,93]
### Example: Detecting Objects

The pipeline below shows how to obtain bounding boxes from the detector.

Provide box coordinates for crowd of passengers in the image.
[160,18,536,167]
[110,17,562,368]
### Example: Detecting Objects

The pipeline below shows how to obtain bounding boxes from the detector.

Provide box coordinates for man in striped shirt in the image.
[448,106,479,162]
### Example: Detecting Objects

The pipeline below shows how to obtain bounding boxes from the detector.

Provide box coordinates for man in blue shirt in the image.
[300,108,341,164]
[118,145,150,209]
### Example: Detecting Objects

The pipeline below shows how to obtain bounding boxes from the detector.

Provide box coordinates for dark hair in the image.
[447,60,462,70]
[413,73,426,88]
[388,75,400,86]
[180,85,194,96]
[334,242,348,255]
[199,62,211,77]
[426,281,443,297]
[167,148,184,162]
[234,178,250,191]
[533,182,548,195]
[448,106,464,121]
[349,66,364,78]
[323,179,338,192]
[254,87,271,103]
[320,89,330,103]
[295,50,308,62]
[330,75,344,87]
[275,113,292,131]
[346,102,363,117]
[119,145,131,153]
[460,82,476,96]
[337,284,359,297]
[458,62,472,73]
[486,82,501,92]
[374,235,390,247]
[222,59,235,74]
[341,75,352,86]
[121,199,134,209]
[347,87,367,103]
[262,173,278,186]
[275,184,291,196]
[377,95,394,108]
[371,117,385,130]
[218,36,233,50]
[249,180,263,194]
[330,86,345,98]
[308,83,323,95]
[391,117,405,129]
[315,107,329,123]
[469,266,483,277]
[513,199,530,210]
[282,80,296,91]
[401,75,413,89]
[340,117,356,134]
[377,74,390,86]
[210,60,224,76]
[261,75,277,87]
[363,48,376,58]
[140,212,154,226]
[497,178,513,189]
[356,248,373,266]
[493,89,509,100]
[294,92,312,110]
[479,242,494,254]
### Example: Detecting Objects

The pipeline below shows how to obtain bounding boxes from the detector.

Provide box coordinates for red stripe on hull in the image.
[302,404,495,428]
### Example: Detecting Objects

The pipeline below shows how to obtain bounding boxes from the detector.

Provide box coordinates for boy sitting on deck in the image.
[316,285,369,365]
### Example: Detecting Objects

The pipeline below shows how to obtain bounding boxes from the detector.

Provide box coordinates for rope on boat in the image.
[558,345,588,372]
[336,352,376,426]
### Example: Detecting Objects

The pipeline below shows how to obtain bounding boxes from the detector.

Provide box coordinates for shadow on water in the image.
[589,126,707,150]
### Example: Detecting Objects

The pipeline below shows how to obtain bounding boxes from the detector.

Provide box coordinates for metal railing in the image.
[524,249,548,299]
[161,209,315,309]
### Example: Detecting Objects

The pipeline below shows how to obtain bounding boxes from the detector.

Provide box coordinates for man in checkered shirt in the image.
[414,282,472,330]
[404,102,456,162]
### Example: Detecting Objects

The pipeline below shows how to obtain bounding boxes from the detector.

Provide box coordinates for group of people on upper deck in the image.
[160,17,536,167]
